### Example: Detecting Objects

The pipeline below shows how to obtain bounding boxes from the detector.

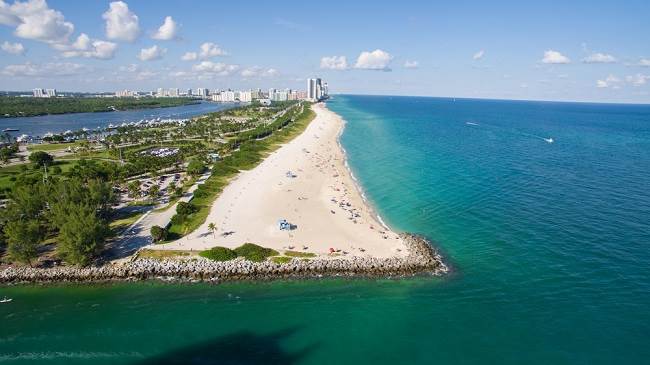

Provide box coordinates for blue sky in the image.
[1,0,649,103]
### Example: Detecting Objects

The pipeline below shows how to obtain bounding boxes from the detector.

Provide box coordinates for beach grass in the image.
[284,250,316,258]
[271,256,292,264]
[137,249,193,260]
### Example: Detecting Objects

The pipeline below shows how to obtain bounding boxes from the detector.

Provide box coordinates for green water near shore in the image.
[2,95,650,364]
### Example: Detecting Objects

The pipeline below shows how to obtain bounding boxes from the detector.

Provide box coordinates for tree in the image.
[148,185,160,200]
[187,158,206,177]
[150,225,167,242]
[4,219,42,266]
[28,151,53,167]
[57,205,109,266]
[127,180,141,199]
[208,222,217,238]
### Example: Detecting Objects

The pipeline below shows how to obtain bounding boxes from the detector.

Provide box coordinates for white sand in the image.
[154,103,407,259]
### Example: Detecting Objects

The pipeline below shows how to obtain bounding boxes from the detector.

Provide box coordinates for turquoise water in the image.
[2,95,650,364]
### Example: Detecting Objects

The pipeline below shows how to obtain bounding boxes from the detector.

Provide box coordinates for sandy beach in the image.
[154,103,407,259]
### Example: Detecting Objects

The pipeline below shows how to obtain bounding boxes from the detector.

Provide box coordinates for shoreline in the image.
[0,102,449,285]
[0,234,447,284]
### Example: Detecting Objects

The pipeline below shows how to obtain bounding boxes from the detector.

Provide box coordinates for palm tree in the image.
[207,222,217,238]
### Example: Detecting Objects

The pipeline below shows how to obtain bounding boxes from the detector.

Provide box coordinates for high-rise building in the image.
[156,87,164,97]
[197,88,209,97]
[169,88,180,97]
[46,89,57,98]
[307,78,323,101]
[32,88,45,98]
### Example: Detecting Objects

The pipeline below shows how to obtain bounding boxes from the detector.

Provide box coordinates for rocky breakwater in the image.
[0,233,448,284]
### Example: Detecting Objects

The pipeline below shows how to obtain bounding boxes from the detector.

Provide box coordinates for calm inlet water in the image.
[0,101,237,137]
[2,95,650,364]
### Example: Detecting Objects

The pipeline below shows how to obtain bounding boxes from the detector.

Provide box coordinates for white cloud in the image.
[541,50,570,64]
[199,42,226,58]
[320,56,347,70]
[2,61,90,77]
[1,40,25,54]
[0,0,74,43]
[54,33,117,59]
[583,53,617,64]
[403,60,419,69]
[639,58,650,67]
[137,44,165,61]
[596,74,621,88]
[240,66,279,78]
[473,50,484,60]
[152,16,178,40]
[626,73,649,86]
[192,61,239,76]
[102,1,139,42]
[181,42,227,61]
[181,52,197,61]
[354,49,392,71]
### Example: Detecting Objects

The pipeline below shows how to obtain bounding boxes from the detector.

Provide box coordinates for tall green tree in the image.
[28,151,53,167]
[57,205,109,266]
[4,219,42,266]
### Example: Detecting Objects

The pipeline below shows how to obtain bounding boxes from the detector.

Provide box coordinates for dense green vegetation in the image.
[166,102,315,238]
[0,96,199,118]
[234,243,279,262]
[198,243,278,263]
[199,246,237,261]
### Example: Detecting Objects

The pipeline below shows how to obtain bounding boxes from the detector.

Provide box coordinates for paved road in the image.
[105,170,211,260]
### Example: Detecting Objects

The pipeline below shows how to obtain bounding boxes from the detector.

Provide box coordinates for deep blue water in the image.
[0,101,236,137]
[1,95,649,364]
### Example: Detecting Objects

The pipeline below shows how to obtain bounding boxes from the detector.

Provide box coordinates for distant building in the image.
[32,88,45,98]
[197,88,209,97]
[239,91,252,102]
[115,89,136,97]
[156,87,164,97]
[46,89,57,98]
[258,98,272,106]
[168,88,179,97]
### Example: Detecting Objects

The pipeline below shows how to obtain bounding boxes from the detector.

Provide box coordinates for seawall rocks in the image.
[0,234,448,284]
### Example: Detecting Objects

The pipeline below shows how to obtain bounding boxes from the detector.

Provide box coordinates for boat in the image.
[544,137,554,143]
[0,297,12,303]
[2,128,19,132]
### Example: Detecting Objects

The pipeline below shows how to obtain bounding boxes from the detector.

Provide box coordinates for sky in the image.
[1,0,649,103]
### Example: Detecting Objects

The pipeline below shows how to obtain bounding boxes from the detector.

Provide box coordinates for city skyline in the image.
[0,1,649,103]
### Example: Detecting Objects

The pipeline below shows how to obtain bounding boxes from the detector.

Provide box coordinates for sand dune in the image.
[154,103,407,259]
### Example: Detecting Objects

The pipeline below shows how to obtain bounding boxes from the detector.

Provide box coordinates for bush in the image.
[176,201,197,216]
[199,246,237,261]
[150,225,167,242]
[234,243,279,262]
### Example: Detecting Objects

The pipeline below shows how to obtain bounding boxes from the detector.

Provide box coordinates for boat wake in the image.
[465,122,479,126]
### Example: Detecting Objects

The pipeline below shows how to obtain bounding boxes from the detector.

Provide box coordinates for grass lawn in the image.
[27,141,83,152]
[0,160,76,194]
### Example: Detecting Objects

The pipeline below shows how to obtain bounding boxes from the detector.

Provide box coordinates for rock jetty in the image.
[0,234,448,284]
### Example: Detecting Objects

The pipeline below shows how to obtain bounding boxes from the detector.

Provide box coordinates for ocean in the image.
[1,95,649,364]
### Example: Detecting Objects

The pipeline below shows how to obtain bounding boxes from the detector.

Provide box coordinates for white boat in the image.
[544,137,554,143]
[0,297,12,303]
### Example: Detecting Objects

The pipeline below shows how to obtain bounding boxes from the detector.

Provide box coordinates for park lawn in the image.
[0,160,76,193]
[27,141,83,152]
[166,104,315,239]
